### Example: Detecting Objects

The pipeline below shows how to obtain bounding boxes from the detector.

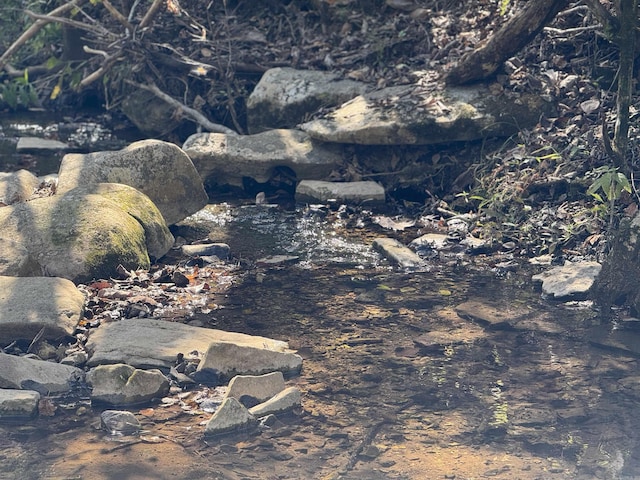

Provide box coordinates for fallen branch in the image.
[139,0,165,30]
[125,79,238,135]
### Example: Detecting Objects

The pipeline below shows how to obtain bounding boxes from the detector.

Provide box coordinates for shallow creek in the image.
[1,201,639,480]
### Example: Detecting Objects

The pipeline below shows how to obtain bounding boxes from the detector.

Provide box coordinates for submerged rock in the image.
[100,410,142,436]
[0,389,40,420]
[296,180,385,204]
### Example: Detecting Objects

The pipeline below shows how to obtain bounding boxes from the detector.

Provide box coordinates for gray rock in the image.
[0,237,40,276]
[0,183,174,282]
[0,389,40,420]
[0,170,40,205]
[58,140,208,225]
[225,372,286,404]
[60,351,88,367]
[246,67,368,134]
[0,276,84,342]
[587,325,640,356]
[532,261,601,299]
[204,397,257,436]
[85,318,291,370]
[249,386,302,417]
[410,233,449,250]
[296,180,385,204]
[16,137,68,151]
[301,85,554,145]
[120,89,179,137]
[372,238,424,268]
[100,410,142,435]
[87,363,169,406]
[182,129,341,188]
[0,352,84,394]
[181,243,230,259]
[197,342,303,381]
[455,300,521,328]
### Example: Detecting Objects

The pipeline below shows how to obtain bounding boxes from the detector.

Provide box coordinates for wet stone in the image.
[372,238,424,268]
[181,243,230,259]
[101,410,141,436]
[295,180,385,205]
[455,300,528,328]
[0,389,39,420]
[532,261,601,299]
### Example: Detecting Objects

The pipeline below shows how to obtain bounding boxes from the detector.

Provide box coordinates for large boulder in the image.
[593,212,640,313]
[183,129,342,188]
[0,276,84,342]
[0,170,40,205]
[57,139,208,225]
[0,183,174,283]
[301,84,555,145]
[246,67,369,134]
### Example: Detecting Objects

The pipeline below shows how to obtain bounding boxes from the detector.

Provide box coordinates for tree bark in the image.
[445,0,569,85]
[610,0,637,173]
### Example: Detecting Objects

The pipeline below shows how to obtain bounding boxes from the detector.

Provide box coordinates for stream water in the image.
[1,119,640,479]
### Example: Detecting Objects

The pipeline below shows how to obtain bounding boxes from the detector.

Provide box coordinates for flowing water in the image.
[2,201,640,480]
[1,118,640,479]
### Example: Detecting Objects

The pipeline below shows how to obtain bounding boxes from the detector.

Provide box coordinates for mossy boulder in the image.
[0,183,174,283]
[58,139,208,225]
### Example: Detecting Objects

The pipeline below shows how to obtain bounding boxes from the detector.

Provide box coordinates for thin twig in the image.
[0,0,87,71]
[125,79,238,135]
[139,0,165,30]
[102,0,135,33]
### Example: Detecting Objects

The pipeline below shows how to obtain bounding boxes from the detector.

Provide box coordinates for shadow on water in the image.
[3,203,640,479]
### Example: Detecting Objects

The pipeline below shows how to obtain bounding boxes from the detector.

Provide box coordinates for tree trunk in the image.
[611,0,637,173]
[445,0,569,86]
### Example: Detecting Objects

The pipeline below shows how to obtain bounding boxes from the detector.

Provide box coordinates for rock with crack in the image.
[301,84,554,145]
[225,371,286,406]
[182,129,342,188]
[87,363,169,406]
[57,139,207,225]
[246,67,369,134]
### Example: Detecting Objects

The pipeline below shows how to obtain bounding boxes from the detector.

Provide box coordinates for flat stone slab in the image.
[587,325,640,356]
[372,237,424,268]
[85,318,291,370]
[0,276,85,342]
[455,300,527,328]
[296,180,385,204]
[16,137,68,151]
[0,389,40,420]
[301,84,553,145]
[532,261,601,299]
[197,342,303,381]
[0,352,84,394]
[182,129,342,187]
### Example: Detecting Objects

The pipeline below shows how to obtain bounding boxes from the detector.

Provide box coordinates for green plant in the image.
[0,70,39,110]
[586,166,631,227]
